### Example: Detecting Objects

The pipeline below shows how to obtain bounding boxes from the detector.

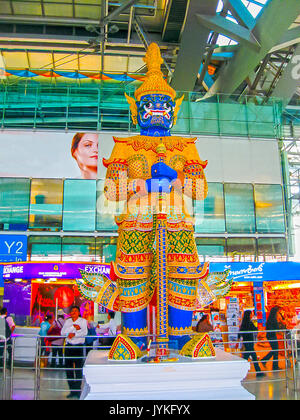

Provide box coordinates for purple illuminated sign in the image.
[1,262,111,280]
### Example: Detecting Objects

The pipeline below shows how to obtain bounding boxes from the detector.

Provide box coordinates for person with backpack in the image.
[47,309,66,368]
[0,307,16,368]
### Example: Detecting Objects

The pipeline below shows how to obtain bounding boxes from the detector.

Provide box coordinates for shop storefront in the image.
[196,261,300,349]
[0,261,110,325]
[2,260,300,335]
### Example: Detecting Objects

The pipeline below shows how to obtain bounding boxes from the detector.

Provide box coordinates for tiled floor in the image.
[1,349,300,401]
[243,371,300,400]
[1,366,300,400]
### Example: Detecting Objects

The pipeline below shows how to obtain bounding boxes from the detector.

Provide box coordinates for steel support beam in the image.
[101,0,138,27]
[171,0,219,92]
[196,13,260,51]
[206,0,300,96]
[271,44,300,106]
[270,26,300,53]
[197,3,230,88]
[226,0,256,30]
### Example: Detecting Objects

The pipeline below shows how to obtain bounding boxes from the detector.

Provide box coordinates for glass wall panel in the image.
[62,236,96,262]
[196,237,226,262]
[194,182,225,233]
[224,183,255,233]
[254,184,285,233]
[95,237,117,262]
[96,179,119,232]
[63,179,96,232]
[28,236,62,261]
[29,179,63,231]
[227,238,257,261]
[218,102,248,136]
[172,100,190,133]
[0,178,30,230]
[102,244,117,263]
[257,237,287,261]
[246,103,275,138]
[189,101,219,135]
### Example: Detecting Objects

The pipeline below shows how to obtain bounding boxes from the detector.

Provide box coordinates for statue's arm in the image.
[173,144,208,200]
[103,143,147,202]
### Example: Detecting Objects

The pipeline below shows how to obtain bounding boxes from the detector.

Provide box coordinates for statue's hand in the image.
[151,162,177,181]
[146,178,172,193]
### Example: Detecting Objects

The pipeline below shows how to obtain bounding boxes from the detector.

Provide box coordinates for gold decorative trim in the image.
[168,326,193,336]
[123,327,149,336]
[179,333,216,359]
[113,135,197,153]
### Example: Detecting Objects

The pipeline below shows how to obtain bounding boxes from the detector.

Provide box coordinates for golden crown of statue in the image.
[124,43,183,126]
[134,43,176,101]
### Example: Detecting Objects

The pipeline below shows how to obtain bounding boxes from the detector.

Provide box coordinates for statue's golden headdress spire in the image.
[134,43,176,101]
[124,43,183,126]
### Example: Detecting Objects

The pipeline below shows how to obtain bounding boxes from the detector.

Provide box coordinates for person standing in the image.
[61,306,88,399]
[85,321,98,356]
[96,311,117,347]
[238,309,264,378]
[38,314,53,365]
[292,320,300,362]
[0,308,16,368]
[195,314,214,333]
[47,310,65,368]
[260,306,286,371]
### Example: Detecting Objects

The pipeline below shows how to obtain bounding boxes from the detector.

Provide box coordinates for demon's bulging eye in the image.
[163,102,171,110]
[144,102,153,109]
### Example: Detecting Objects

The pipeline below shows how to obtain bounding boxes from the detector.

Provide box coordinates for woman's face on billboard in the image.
[73,133,98,178]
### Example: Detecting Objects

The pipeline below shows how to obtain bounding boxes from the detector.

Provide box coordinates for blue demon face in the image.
[137,94,175,136]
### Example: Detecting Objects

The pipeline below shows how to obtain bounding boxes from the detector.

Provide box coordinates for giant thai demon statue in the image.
[78,43,231,355]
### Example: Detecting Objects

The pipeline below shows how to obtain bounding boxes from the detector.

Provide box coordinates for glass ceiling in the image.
[216,0,269,46]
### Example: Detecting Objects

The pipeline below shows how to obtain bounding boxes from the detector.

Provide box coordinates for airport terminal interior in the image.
[0,0,300,401]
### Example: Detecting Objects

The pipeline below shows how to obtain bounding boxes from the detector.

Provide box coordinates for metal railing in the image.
[225,329,292,381]
[2,329,300,400]
[0,335,7,400]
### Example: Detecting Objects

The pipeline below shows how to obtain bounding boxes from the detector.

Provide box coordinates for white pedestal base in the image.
[82,348,255,400]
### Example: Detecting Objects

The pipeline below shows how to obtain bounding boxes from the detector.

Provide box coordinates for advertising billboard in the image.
[0,131,99,179]
[0,130,282,184]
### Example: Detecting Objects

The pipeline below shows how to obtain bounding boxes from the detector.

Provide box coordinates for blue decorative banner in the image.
[210,261,300,283]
